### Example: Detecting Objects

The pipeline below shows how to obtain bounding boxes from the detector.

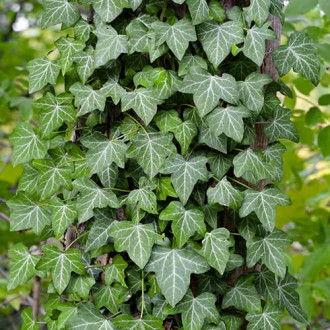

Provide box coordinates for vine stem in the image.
[103,187,131,193]
[160,0,168,21]
[64,231,88,251]
[227,176,251,190]
[140,270,145,318]
[124,113,150,141]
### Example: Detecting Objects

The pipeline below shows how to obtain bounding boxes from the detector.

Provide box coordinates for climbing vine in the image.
[7,0,321,329]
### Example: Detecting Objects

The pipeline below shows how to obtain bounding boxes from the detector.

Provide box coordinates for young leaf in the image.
[162,154,209,205]
[66,274,96,300]
[254,265,279,302]
[21,307,38,330]
[199,228,232,275]
[186,0,210,25]
[72,49,95,84]
[37,245,85,294]
[109,221,162,269]
[176,290,220,329]
[93,0,125,23]
[239,185,291,231]
[245,0,271,27]
[145,246,209,307]
[245,304,282,330]
[178,54,208,77]
[174,120,198,155]
[159,201,206,248]
[105,255,128,287]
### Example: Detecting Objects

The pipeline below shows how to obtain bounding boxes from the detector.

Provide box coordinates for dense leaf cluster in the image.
[7,0,321,329]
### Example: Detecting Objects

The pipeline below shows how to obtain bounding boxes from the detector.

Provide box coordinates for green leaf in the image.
[264,106,299,143]
[246,304,282,330]
[209,0,225,22]
[243,22,276,66]
[127,130,174,178]
[159,201,206,248]
[17,163,39,195]
[85,217,115,252]
[93,0,125,23]
[199,123,227,153]
[155,177,178,201]
[74,19,93,42]
[233,149,274,182]
[145,246,209,307]
[37,245,85,294]
[176,290,220,330]
[152,18,197,60]
[180,67,239,117]
[207,177,243,210]
[66,302,115,330]
[254,265,278,302]
[72,49,95,84]
[9,123,47,166]
[178,54,208,77]
[162,154,209,205]
[73,177,119,223]
[21,307,38,330]
[238,72,272,114]
[240,185,291,231]
[246,229,291,278]
[55,37,85,74]
[105,255,128,287]
[277,271,308,323]
[70,82,109,116]
[199,228,232,275]
[33,158,72,200]
[154,110,182,132]
[272,32,320,86]
[7,243,39,290]
[207,152,232,179]
[121,88,163,125]
[81,132,128,174]
[197,21,244,68]
[222,276,261,312]
[34,93,76,138]
[94,284,129,313]
[285,0,318,17]
[245,0,271,27]
[319,0,330,17]
[48,198,77,239]
[186,0,210,25]
[174,120,198,155]
[109,221,161,269]
[66,274,96,300]
[94,26,128,67]
[206,105,251,142]
[318,126,330,157]
[7,193,51,235]
[112,315,163,330]
[41,0,80,29]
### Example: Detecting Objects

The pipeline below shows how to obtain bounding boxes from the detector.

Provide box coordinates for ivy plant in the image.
[7,0,321,329]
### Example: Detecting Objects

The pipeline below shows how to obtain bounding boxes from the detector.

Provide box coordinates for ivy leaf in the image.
[94,284,129,314]
[162,154,209,205]
[34,93,76,138]
[7,243,39,290]
[180,67,239,117]
[154,110,182,132]
[66,302,115,330]
[70,82,109,116]
[21,307,38,330]
[207,177,243,209]
[178,54,208,77]
[93,0,125,23]
[152,18,197,60]
[246,304,282,330]
[9,123,47,166]
[246,229,291,278]
[73,178,119,223]
[243,22,277,66]
[278,272,308,323]
[109,221,161,269]
[94,26,128,67]
[37,245,85,294]
[66,274,96,300]
[272,32,320,86]
[48,198,77,239]
[159,201,206,248]
[85,217,115,252]
[7,193,51,235]
[199,228,232,275]
[33,158,72,200]
[127,130,174,178]
[197,21,244,68]
[239,186,291,231]
[121,88,163,125]
[81,132,128,174]
[222,276,261,312]
[41,0,80,29]
[112,315,163,330]
[238,72,272,114]
[74,19,93,42]
[186,0,210,25]
[233,149,274,182]
[245,0,271,27]
[264,106,299,143]
[105,255,128,287]
[254,265,279,302]
[207,105,251,142]
[55,37,85,74]
[145,246,209,307]
[127,177,158,214]
[207,152,232,179]
[176,290,220,329]
[155,177,178,201]
[72,49,95,84]
[174,120,198,155]
[17,163,39,195]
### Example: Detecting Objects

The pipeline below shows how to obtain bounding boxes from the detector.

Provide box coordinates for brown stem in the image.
[32,276,41,320]
[0,212,10,223]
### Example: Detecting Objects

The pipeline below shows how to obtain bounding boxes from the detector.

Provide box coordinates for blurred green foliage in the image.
[0,0,329,329]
